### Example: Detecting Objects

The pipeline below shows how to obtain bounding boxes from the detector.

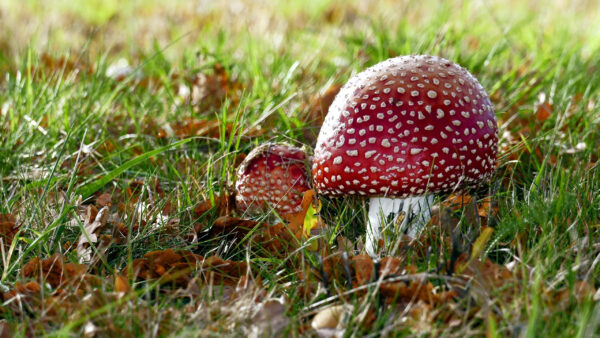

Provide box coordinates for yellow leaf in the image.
[456,226,494,274]
[303,199,321,237]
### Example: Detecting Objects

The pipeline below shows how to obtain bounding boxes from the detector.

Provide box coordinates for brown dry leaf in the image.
[283,189,316,235]
[114,274,130,294]
[552,281,597,308]
[254,222,301,255]
[247,299,289,337]
[77,206,110,263]
[304,84,344,144]
[22,254,88,288]
[128,249,204,286]
[351,255,374,287]
[173,117,230,139]
[0,213,19,245]
[211,216,259,237]
[535,101,553,122]
[187,64,245,112]
[200,256,249,286]
[0,319,13,338]
[194,193,235,219]
[95,193,112,208]
[1,281,43,316]
[441,194,498,227]
[31,53,93,82]
[307,84,343,125]
[452,253,516,304]
[318,254,457,308]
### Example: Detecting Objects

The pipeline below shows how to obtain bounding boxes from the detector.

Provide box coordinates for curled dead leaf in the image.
[77,206,110,263]
[0,213,19,246]
[311,304,353,336]
[535,101,553,122]
[22,254,88,288]
[114,274,130,294]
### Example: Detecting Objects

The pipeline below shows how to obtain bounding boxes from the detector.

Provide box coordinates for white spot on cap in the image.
[427,90,438,99]
[346,150,358,156]
[333,156,343,164]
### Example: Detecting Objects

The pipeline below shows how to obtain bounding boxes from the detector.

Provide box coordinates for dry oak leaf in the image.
[200,256,249,286]
[173,117,230,139]
[0,319,13,338]
[443,194,497,218]
[114,273,130,294]
[186,63,244,112]
[127,249,249,287]
[1,281,43,316]
[129,249,203,286]
[210,216,259,238]
[304,84,344,144]
[0,213,19,245]
[194,193,236,219]
[254,222,301,256]
[552,281,597,308]
[308,84,343,123]
[77,205,110,263]
[22,254,88,288]
[452,253,517,304]
[95,193,113,208]
[535,101,553,122]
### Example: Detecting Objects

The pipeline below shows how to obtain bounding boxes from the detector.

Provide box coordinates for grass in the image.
[1,0,600,336]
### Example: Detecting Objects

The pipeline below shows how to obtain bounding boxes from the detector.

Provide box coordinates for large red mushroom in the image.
[312,55,498,256]
[236,142,310,216]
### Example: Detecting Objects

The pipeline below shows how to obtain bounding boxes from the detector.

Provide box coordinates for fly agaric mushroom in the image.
[312,55,498,256]
[236,142,310,215]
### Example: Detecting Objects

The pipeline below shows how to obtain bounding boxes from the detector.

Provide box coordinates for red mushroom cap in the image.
[312,55,498,197]
[236,143,310,214]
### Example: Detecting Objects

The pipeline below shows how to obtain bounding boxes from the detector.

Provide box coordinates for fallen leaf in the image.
[311,304,353,336]
[22,254,88,288]
[114,274,130,294]
[456,226,494,274]
[283,189,316,235]
[194,193,235,219]
[77,206,110,263]
[535,101,553,122]
[95,193,112,207]
[248,299,289,337]
[553,281,597,307]
[307,83,343,125]
[201,256,249,286]
[0,213,19,246]
[0,320,13,338]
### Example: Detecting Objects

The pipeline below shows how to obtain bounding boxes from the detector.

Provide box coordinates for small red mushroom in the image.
[312,55,498,256]
[236,143,310,215]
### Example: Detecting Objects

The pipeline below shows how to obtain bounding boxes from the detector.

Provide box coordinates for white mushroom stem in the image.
[365,195,434,257]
